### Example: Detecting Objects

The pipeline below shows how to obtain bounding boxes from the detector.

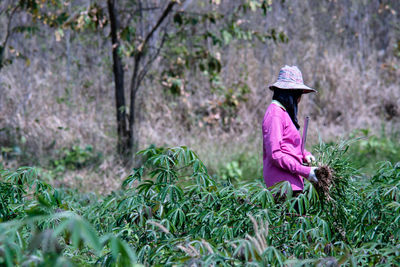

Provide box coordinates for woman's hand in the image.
[306,167,318,183]
[304,154,316,164]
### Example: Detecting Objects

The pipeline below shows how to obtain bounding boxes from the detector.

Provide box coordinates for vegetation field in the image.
[1,1,400,266]
[1,140,400,266]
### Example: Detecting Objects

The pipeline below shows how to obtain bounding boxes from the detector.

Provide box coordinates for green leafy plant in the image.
[219,161,243,183]
[347,128,400,174]
[51,145,102,172]
[2,140,400,266]
[0,167,139,266]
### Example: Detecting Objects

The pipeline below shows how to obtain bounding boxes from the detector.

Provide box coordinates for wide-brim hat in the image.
[269,65,317,94]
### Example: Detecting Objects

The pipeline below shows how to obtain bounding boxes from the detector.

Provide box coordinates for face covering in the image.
[272,88,303,129]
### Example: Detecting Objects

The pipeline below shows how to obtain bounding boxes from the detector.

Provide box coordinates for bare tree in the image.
[107,0,177,155]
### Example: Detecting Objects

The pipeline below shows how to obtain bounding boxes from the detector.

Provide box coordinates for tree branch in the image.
[128,1,177,152]
[137,1,176,53]
[1,4,18,69]
[137,26,168,87]
[129,0,177,95]
[2,4,18,47]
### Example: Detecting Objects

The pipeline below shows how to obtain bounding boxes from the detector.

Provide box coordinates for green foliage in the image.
[160,0,285,102]
[219,161,243,183]
[51,145,102,172]
[2,140,400,265]
[216,150,262,184]
[0,167,139,266]
[347,128,400,175]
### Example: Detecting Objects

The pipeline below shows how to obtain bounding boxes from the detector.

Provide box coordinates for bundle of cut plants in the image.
[312,140,356,204]
[314,165,335,201]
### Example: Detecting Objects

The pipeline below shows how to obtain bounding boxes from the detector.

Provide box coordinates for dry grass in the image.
[53,156,129,194]
[0,59,115,159]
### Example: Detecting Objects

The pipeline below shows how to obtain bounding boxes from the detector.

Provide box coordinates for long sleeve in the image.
[263,115,311,178]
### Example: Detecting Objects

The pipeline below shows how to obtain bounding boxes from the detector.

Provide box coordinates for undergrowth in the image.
[1,140,400,266]
[346,128,400,176]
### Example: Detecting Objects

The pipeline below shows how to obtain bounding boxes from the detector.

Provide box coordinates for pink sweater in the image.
[262,102,311,191]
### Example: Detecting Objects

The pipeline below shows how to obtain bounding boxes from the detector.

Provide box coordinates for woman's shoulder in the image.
[263,103,286,125]
[263,103,291,128]
[267,102,286,117]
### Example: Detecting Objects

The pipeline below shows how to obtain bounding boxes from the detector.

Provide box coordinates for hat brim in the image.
[269,81,317,94]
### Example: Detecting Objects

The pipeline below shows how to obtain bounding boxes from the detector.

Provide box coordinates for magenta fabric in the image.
[262,102,312,191]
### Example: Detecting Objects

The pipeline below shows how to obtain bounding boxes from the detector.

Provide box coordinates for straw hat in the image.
[269,65,316,94]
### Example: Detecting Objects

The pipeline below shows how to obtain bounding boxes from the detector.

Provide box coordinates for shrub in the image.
[51,145,102,172]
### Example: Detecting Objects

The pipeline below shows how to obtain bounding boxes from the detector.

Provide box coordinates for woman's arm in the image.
[263,115,311,177]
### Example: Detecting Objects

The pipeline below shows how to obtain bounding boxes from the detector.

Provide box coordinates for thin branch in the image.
[137,1,176,53]
[2,4,18,47]
[128,1,178,150]
[129,0,177,99]
[136,27,168,87]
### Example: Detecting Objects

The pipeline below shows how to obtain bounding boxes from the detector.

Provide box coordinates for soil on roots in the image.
[315,165,334,200]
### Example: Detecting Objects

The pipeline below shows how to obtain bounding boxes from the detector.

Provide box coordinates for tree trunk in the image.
[107,0,129,154]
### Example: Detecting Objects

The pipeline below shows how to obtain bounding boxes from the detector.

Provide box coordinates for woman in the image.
[262,65,318,193]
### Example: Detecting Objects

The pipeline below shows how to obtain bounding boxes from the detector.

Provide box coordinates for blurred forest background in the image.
[1,0,400,193]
